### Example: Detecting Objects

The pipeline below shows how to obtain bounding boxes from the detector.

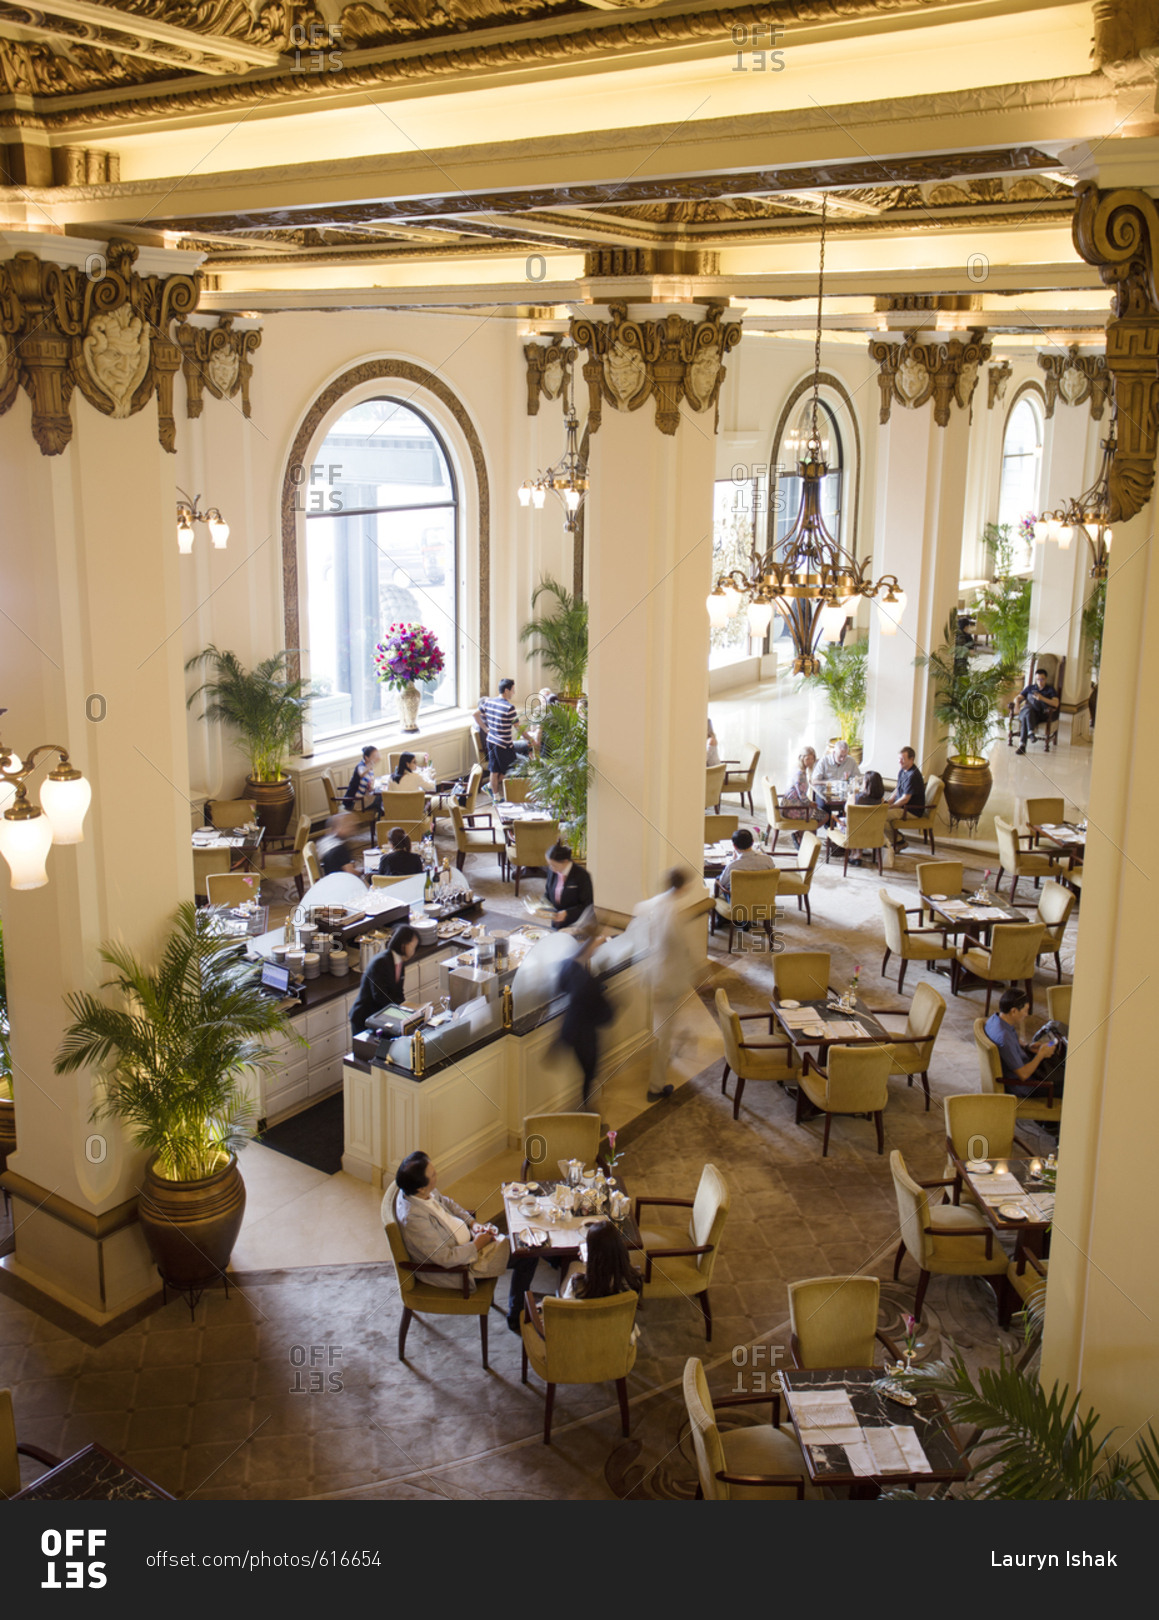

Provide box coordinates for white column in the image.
[862,392,972,778]
[1030,401,1104,710]
[0,363,193,1320]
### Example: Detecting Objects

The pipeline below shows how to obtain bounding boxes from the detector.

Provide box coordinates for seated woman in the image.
[377,827,423,876]
[344,743,383,816]
[387,750,434,793]
[559,1221,642,1341]
[780,746,818,846]
[846,769,884,866]
[544,841,594,931]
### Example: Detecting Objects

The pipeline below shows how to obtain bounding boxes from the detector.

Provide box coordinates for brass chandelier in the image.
[1033,420,1115,580]
[517,358,589,533]
[706,198,906,674]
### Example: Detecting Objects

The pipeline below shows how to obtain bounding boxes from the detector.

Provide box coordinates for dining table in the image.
[501,1176,641,1262]
[192,823,265,870]
[920,888,1029,938]
[780,1367,967,1496]
[703,838,736,877]
[1029,821,1087,863]
[13,1441,174,1500]
[951,1154,1054,1260]
[770,994,898,1059]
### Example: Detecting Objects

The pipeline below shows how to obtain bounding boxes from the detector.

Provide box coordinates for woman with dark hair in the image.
[561,1220,642,1301]
[544,841,594,931]
[344,743,382,816]
[846,769,885,867]
[349,924,421,1036]
[377,827,423,876]
[388,751,434,792]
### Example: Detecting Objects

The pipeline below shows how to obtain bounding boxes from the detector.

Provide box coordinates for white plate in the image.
[966,1160,992,1174]
[780,1000,801,1009]
[998,1203,1028,1221]
[804,1026,826,1038]
[928,893,947,901]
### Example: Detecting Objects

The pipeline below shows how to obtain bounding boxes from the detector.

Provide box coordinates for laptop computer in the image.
[258,961,293,999]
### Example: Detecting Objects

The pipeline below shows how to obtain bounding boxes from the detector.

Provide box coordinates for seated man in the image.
[1015,668,1060,754]
[316,811,363,877]
[389,1150,545,1334]
[884,745,926,851]
[719,827,774,898]
[810,739,860,825]
[984,988,1063,1101]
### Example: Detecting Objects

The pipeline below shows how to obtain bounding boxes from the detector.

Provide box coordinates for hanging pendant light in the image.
[1034,423,1115,579]
[517,357,589,533]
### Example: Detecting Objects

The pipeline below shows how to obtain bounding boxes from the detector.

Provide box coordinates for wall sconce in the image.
[176,489,230,554]
[0,711,92,890]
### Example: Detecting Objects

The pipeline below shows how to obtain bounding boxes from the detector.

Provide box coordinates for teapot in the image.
[565,1158,585,1188]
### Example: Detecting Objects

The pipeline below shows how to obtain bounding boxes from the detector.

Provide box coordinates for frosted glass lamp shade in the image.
[706,592,730,628]
[208,516,230,549]
[40,771,92,844]
[0,810,53,889]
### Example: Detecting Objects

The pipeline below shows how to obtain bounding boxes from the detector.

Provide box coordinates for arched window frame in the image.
[997,385,1045,571]
[281,360,489,756]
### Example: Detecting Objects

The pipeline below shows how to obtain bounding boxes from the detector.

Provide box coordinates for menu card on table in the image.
[778,1007,825,1028]
[969,1170,1024,1202]
[788,1388,931,1477]
[819,1019,868,1041]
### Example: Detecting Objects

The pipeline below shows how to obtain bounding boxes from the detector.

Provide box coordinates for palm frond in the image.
[185,644,317,780]
[519,577,588,699]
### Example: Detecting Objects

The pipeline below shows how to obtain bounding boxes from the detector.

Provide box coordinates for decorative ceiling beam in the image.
[0,0,286,74]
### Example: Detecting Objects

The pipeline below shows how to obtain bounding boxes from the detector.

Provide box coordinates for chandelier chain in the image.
[811,195,827,445]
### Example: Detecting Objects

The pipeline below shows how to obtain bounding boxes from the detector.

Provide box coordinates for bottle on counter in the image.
[440,857,452,901]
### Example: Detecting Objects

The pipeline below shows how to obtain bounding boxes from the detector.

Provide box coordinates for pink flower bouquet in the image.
[373,623,445,692]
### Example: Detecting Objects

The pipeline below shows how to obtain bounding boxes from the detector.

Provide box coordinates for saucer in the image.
[998,1203,1028,1221]
[966,1160,992,1174]
[780,1000,801,1009]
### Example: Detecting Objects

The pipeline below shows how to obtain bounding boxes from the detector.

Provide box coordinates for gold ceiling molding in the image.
[570,300,741,436]
[175,315,262,418]
[524,339,575,416]
[0,239,198,455]
[1072,182,1159,523]
[987,361,1012,411]
[868,328,992,427]
[1037,344,1110,420]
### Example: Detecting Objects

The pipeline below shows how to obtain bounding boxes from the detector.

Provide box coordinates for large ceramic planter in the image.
[138,1153,246,1291]
[245,774,294,839]
[0,1095,15,1181]
[943,755,993,826]
[397,682,421,732]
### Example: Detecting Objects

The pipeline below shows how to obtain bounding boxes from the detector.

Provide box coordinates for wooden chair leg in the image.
[821,1112,832,1157]
[727,921,735,954]
[616,1377,631,1436]
[804,894,811,925]
[733,1075,746,1121]
[543,1383,556,1445]
[456,851,466,870]
[398,1306,414,1361]
[898,960,908,993]
[699,1290,713,1342]
[479,1312,489,1370]
[1026,979,1034,1013]
[984,982,993,1016]
[1055,952,1062,983]
[995,865,1004,890]
[771,829,780,852]
[521,1343,529,1384]
[720,1062,731,1096]
[921,1071,931,1111]
[929,831,936,856]
[882,947,891,976]
[877,847,884,876]
[893,1240,906,1279]
[843,849,850,877]
[913,1269,931,1322]
[294,874,305,899]
[874,1110,884,1154]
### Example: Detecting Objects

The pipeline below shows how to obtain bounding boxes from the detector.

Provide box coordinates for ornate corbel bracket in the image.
[569,300,741,436]
[523,339,576,416]
[1038,344,1110,419]
[1072,181,1159,521]
[868,328,992,426]
[987,360,1012,410]
[175,315,261,419]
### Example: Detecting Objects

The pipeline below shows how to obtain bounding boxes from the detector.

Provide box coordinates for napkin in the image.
[778,1008,822,1027]
[970,1170,1023,1200]
[821,1019,866,1041]
[859,1425,930,1475]
[789,1389,859,1434]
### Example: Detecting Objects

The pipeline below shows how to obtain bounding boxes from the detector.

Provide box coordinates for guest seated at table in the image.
[343,743,383,816]
[781,746,818,848]
[1014,668,1060,754]
[350,924,420,1036]
[559,1221,642,1339]
[387,751,434,792]
[845,770,885,867]
[316,811,364,878]
[883,746,926,853]
[810,739,860,826]
[719,827,774,897]
[984,988,1064,1100]
[545,841,595,930]
[706,717,721,769]
[392,1149,545,1334]
[377,827,424,876]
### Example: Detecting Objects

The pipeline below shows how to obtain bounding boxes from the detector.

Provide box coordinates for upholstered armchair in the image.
[892,774,944,856]
[704,812,740,844]
[303,840,322,887]
[262,813,311,900]
[914,859,964,924]
[429,762,483,829]
[520,1291,638,1444]
[721,743,760,813]
[795,1044,892,1157]
[877,979,946,1111]
[952,921,1045,1015]
[192,845,231,902]
[1046,983,1071,1026]
[205,871,261,909]
[773,951,831,1004]
[714,988,797,1120]
[1023,797,1064,846]
[376,790,430,846]
[381,1183,498,1369]
[208,797,259,829]
[787,1276,902,1370]
[762,775,820,852]
[0,1389,60,1498]
[502,774,531,804]
[322,775,376,831]
[994,815,1065,902]
[636,1163,730,1341]
[521,1111,603,1180]
[683,1357,815,1500]
[878,889,957,993]
[1002,1251,1048,1328]
[1035,880,1075,983]
[943,1092,1022,1199]
[705,764,727,812]
[890,1149,1008,1320]
[824,802,889,876]
[712,867,780,953]
[973,1018,1062,1127]
[768,830,822,924]
[508,817,560,895]
[450,803,506,876]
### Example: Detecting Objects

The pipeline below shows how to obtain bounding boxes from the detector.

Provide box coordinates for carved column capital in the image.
[868,328,992,427]
[523,339,575,416]
[1037,344,1110,419]
[987,360,1012,410]
[174,315,261,420]
[569,300,741,436]
[1073,181,1159,520]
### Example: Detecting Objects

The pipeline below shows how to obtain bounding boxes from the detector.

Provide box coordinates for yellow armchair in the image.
[952,921,1045,1015]
[762,775,820,852]
[890,1149,1008,1321]
[520,1290,638,1444]
[636,1163,729,1340]
[713,867,780,954]
[429,762,483,829]
[521,1111,603,1180]
[1035,879,1075,983]
[508,817,560,895]
[768,830,822,925]
[787,1275,902,1370]
[721,743,761,813]
[773,951,831,1004]
[683,1357,815,1500]
[376,790,430,845]
[915,859,964,924]
[450,803,506,877]
[878,888,957,993]
[1,1388,60,1499]
[973,1018,1062,1125]
[705,763,727,811]
[825,802,890,876]
[795,1044,892,1157]
[714,988,797,1120]
[381,1183,498,1369]
[1002,1251,1048,1328]
[891,773,944,856]
[1046,983,1071,1026]
[943,1091,1023,1197]
[876,979,946,1111]
[704,812,740,843]
[994,815,1065,903]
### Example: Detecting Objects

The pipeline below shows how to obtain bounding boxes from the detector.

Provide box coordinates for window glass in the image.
[997,396,1043,567]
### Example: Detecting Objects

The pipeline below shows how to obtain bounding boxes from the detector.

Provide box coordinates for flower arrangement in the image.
[603,1128,624,1172]
[1017,513,1037,550]
[373,623,445,692]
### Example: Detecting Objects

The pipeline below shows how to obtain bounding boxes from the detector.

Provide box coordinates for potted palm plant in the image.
[510,702,592,860]
[915,612,1019,826]
[54,903,302,1293]
[798,641,868,755]
[520,577,588,701]
[186,646,317,837]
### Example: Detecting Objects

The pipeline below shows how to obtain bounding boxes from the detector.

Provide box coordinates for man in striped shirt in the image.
[475,677,520,797]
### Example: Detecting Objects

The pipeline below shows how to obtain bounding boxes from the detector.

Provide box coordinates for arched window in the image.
[997,394,1043,566]
[773,397,844,551]
[303,397,459,741]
